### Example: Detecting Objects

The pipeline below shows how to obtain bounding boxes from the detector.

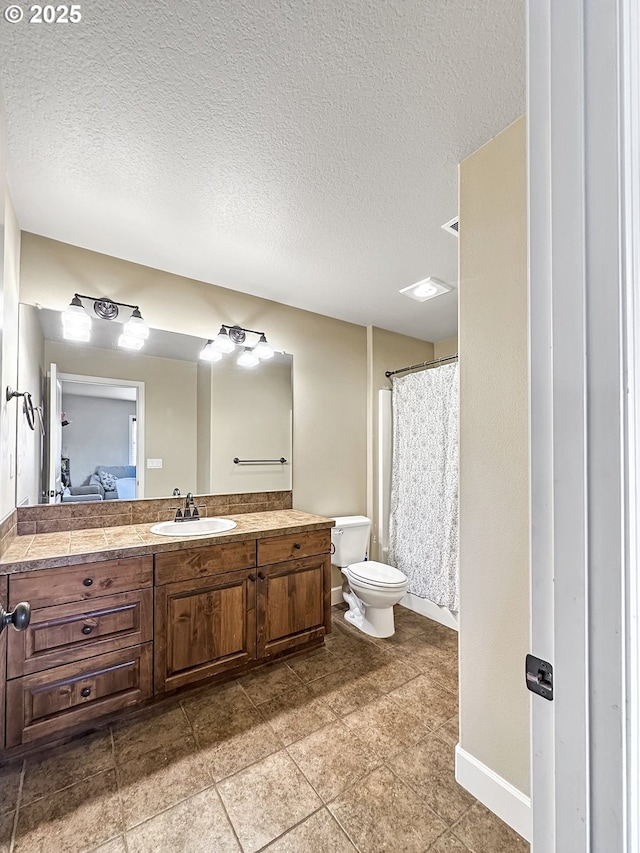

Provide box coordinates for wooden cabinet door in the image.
[155,568,257,694]
[0,575,7,750]
[257,555,330,658]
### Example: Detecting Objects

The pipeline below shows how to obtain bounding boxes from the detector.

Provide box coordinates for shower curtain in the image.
[388,362,459,610]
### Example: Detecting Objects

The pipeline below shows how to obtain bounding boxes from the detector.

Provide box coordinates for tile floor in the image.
[0,605,530,853]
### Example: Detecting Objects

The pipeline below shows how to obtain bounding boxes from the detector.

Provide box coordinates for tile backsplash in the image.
[15,491,293,535]
[0,510,17,558]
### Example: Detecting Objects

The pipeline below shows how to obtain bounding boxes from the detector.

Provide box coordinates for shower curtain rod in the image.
[385,353,458,379]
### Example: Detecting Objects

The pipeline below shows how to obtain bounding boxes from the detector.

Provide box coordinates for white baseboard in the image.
[331,585,344,606]
[400,591,459,631]
[455,745,532,842]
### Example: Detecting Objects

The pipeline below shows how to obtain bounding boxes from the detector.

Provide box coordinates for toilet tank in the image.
[331,516,371,568]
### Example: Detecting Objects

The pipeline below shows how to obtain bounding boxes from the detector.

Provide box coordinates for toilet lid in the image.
[347,561,407,587]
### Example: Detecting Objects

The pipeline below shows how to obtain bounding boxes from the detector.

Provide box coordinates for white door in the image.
[46,363,62,503]
[528,1,639,850]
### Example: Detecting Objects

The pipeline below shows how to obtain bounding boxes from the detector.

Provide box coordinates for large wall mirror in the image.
[15,304,293,505]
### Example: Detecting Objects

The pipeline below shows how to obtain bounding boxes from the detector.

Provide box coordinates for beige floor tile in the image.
[394,605,437,636]
[342,694,428,759]
[257,684,337,745]
[22,732,114,805]
[307,667,384,716]
[397,637,459,693]
[111,706,192,765]
[116,738,212,829]
[287,721,381,802]
[287,647,346,682]
[218,751,321,853]
[126,787,240,853]
[14,769,122,853]
[390,733,475,824]
[239,662,302,704]
[330,765,447,853]
[430,831,470,852]
[436,715,460,746]
[452,803,530,852]
[194,705,283,781]
[0,761,22,815]
[181,680,254,728]
[363,653,421,693]
[262,808,357,852]
[389,674,458,731]
[88,837,127,853]
[0,811,13,853]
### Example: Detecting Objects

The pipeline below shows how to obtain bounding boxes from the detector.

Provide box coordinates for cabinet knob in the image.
[0,601,31,634]
[293,543,301,550]
[248,574,256,582]
[80,687,91,698]
[83,578,93,587]
[81,625,93,635]
[258,571,266,580]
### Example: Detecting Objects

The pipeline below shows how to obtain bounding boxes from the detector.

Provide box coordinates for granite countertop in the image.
[0,510,335,574]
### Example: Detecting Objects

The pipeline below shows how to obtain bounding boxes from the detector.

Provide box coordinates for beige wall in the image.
[458,116,529,794]
[44,340,198,499]
[366,326,434,561]
[20,234,369,518]
[0,89,21,520]
[434,336,458,359]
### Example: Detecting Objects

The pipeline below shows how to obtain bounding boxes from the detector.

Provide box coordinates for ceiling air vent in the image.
[442,216,459,237]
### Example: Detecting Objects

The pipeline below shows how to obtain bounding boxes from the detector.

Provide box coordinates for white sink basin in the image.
[150,518,237,537]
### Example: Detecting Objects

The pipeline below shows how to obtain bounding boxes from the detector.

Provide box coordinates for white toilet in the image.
[331,516,408,638]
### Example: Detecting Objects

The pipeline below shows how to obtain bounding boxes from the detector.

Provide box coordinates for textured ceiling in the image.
[0,1,525,341]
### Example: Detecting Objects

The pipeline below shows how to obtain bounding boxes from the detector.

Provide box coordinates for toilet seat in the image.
[346,560,407,588]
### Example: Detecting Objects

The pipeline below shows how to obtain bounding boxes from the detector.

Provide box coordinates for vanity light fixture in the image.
[60,294,150,350]
[253,334,275,360]
[199,341,223,362]
[209,324,275,365]
[399,277,452,303]
[237,347,260,368]
[62,295,92,341]
[212,326,237,354]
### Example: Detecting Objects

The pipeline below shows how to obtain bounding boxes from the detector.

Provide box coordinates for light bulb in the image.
[412,283,439,299]
[123,308,149,339]
[253,334,274,360]
[199,341,223,362]
[62,296,91,332]
[237,347,259,368]
[212,327,235,353]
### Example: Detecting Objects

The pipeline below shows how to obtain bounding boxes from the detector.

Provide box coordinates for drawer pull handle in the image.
[258,572,266,580]
[83,578,94,587]
[81,625,93,635]
[294,543,301,550]
[80,687,91,698]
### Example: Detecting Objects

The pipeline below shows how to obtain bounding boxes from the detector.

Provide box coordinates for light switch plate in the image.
[147,458,163,469]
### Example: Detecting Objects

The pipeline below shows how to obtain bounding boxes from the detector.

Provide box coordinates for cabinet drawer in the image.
[5,643,153,748]
[257,530,331,566]
[9,556,153,609]
[7,588,153,678]
[155,539,256,585]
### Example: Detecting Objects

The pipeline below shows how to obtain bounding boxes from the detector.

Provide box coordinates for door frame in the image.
[528,1,640,849]
[57,372,146,498]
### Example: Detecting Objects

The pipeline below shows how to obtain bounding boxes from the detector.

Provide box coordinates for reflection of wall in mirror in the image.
[44,340,198,499]
[204,357,292,494]
[16,304,45,506]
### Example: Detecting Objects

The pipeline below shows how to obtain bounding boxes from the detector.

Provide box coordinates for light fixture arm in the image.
[72,293,142,313]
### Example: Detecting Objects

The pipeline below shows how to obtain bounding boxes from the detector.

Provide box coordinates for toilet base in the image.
[343,602,396,638]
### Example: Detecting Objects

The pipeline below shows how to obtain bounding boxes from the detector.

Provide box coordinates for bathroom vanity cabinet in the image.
[0,517,333,756]
[5,556,154,748]
[154,531,331,693]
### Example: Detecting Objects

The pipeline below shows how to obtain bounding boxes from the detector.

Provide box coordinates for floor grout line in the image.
[8,759,25,853]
